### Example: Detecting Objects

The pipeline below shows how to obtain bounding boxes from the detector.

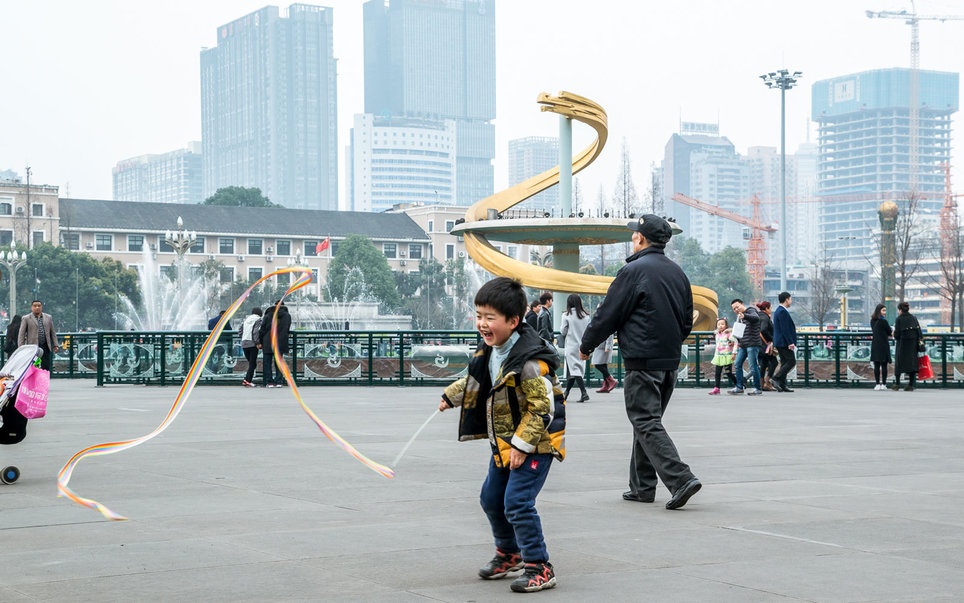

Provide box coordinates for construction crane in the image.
[672,193,776,292]
[867,2,964,192]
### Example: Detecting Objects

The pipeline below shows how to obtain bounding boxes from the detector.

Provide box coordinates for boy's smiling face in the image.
[476,304,519,347]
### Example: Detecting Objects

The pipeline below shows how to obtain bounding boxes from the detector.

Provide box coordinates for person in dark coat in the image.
[273,303,292,386]
[756,301,777,391]
[869,303,892,391]
[257,305,278,387]
[892,301,922,391]
[4,315,22,357]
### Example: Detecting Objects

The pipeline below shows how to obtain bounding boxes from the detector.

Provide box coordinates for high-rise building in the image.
[662,123,747,254]
[812,68,958,264]
[508,137,559,213]
[362,0,495,206]
[200,4,338,210]
[348,114,457,213]
[112,142,203,204]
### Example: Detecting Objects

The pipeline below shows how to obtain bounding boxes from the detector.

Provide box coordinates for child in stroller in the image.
[1,345,42,483]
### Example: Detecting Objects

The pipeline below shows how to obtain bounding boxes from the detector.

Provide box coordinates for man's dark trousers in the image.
[624,369,696,497]
[773,347,796,383]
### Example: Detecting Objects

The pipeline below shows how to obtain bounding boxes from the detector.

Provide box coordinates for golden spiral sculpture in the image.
[451,91,719,331]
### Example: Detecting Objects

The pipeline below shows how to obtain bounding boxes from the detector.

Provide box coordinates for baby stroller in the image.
[0,345,42,484]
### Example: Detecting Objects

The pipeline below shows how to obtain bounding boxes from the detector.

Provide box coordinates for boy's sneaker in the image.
[708,387,720,395]
[478,549,524,580]
[241,380,256,388]
[727,387,744,395]
[747,388,763,396]
[510,561,556,593]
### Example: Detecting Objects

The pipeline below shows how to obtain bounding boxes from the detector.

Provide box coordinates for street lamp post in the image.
[163,216,197,297]
[761,69,802,293]
[287,251,307,329]
[0,243,28,318]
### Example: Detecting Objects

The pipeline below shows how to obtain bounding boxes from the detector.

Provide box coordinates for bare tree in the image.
[932,228,964,330]
[894,192,928,303]
[807,252,839,330]
[611,138,639,218]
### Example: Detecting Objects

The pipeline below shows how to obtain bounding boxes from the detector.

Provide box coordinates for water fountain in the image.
[115,247,211,331]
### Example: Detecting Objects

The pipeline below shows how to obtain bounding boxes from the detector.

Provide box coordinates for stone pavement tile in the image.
[681,550,964,602]
[8,559,398,602]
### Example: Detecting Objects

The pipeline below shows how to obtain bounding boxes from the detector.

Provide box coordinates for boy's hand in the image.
[509,448,527,470]
[438,399,450,412]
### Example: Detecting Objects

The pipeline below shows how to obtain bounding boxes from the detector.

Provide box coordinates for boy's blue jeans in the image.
[734,346,762,390]
[480,453,553,563]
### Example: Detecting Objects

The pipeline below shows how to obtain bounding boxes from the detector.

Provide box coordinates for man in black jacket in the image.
[579,215,701,510]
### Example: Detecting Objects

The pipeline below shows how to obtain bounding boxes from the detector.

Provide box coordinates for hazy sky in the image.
[4,0,964,221]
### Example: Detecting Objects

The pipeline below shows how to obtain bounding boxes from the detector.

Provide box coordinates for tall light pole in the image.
[163,216,197,294]
[287,251,307,329]
[761,69,802,293]
[0,243,28,318]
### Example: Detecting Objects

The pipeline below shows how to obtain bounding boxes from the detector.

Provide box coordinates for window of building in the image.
[446,244,455,260]
[219,237,234,254]
[507,246,518,259]
[427,220,434,233]
[304,240,318,256]
[0,203,11,216]
[31,204,44,217]
[32,232,44,248]
[331,240,340,255]
[383,243,397,259]
[275,239,291,256]
[219,267,234,283]
[128,235,144,252]
[445,220,455,232]
[248,267,263,282]
[248,239,263,255]
[62,233,79,250]
[0,230,12,247]
[190,236,205,253]
[408,244,422,259]
[95,234,112,251]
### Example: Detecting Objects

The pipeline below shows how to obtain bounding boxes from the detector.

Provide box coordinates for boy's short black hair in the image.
[539,291,553,305]
[475,277,527,326]
[778,291,791,304]
[730,298,744,306]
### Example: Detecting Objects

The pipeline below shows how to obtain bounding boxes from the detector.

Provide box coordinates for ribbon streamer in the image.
[57,266,394,521]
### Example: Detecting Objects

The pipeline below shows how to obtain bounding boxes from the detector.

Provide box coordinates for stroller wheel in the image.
[1,466,20,484]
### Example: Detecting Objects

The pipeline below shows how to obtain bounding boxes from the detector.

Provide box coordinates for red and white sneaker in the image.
[510,561,556,592]
[478,549,524,580]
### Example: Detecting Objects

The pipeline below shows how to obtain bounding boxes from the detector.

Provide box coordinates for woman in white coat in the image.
[591,333,616,393]
[559,293,591,402]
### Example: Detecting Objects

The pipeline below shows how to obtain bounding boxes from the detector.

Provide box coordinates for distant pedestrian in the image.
[559,294,590,402]
[756,301,778,391]
[271,303,292,386]
[5,314,22,357]
[19,300,58,372]
[708,317,736,395]
[524,300,540,329]
[591,332,617,393]
[729,299,763,395]
[536,291,554,343]
[771,291,797,392]
[870,304,892,391]
[240,307,263,387]
[258,305,279,387]
[892,301,922,391]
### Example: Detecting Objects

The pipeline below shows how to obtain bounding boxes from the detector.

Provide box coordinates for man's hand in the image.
[509,448,527,470]
[789,344,797,352]
[438,399,450,412]
[579,351,589,361]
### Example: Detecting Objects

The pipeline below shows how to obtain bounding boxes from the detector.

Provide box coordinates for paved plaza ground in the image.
[2,381,964,602]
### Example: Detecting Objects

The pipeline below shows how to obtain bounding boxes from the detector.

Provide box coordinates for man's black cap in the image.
[626,214,673,245]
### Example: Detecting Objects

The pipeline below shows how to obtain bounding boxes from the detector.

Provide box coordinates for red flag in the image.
[316,237,330,254]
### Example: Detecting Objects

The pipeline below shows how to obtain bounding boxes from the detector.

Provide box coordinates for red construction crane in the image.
[672,193,776,292]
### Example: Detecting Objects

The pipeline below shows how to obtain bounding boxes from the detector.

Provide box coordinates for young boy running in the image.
[439,277,566,593]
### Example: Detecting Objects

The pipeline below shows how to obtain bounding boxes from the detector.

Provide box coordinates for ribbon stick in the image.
[58,266,394,521]
[391,409,439,468]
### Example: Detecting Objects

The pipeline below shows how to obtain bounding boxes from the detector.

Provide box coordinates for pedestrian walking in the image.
[18,300,59,372]
[591,332,617,393]
[771,291,797,392]
[756,301,778,391]
[708,317,736,395]
[579,214,701,510]
[729,299,763,395]
[559,294,590,402]
[892,301,922,391]
[240,307,263,387]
